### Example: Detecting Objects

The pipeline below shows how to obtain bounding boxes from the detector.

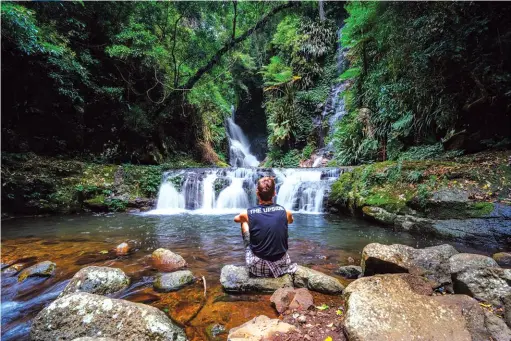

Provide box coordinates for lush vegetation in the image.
[2,1,510,168]
[328,150,511,219]
[333,2,511,165]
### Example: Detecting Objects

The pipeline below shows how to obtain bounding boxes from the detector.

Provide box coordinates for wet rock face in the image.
[337,265,362,279]
[361,243,458,288]
[344,274,492,341]
[227,315,296,341]
[220,265,343,295]
[154,270,194,292]
[453,267,511,306]
[17,261,56,282]
[270,288,314,314]
[493,252,511,267]
[59,266,130,297]
[152,248,187,272]
[220,265,293,293]
[30,292,187,341]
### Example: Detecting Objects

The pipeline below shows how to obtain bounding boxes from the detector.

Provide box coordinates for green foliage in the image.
[265,148,301,168]
[1,3,43,55]
[105,198,128,212]
[301,143,315,160]
[332,1,511,165]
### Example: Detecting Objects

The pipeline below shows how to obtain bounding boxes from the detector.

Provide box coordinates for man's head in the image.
[256,176,276,203]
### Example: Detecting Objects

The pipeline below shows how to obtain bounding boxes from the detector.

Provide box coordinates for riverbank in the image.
[328,150,511,248]
[1,153,206,217]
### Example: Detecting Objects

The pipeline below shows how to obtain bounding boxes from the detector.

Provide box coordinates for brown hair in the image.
[257,176,276,201]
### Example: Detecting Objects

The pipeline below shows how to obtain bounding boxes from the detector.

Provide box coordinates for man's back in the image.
[247,203,288,262]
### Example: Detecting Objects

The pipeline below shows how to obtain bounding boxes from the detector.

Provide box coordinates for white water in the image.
[149,167,345,215]
[317,27,350,152]
[155,182,185,212]
[226,114,259,167]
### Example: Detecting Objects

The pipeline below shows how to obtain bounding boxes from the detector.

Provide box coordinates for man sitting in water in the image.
[234,177,297,278]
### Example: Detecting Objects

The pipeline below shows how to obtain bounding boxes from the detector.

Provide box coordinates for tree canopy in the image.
[2,1,509,166]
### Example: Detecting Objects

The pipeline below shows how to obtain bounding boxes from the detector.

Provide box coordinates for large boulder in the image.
[344,274,492,341]
[270,287,313,314]
[292,265,344,294]
[493,252,511,267]
[152,248,187,272]
[449,253,499,275]
[18,261,56,282]
[453,267,511,306]
[220,265,293,293]
[30,292,186,341]
[337,265,362,279]
[60,266,130,297]
[361,243,458,287]
[227,315,296,341]
[154,270,194,292]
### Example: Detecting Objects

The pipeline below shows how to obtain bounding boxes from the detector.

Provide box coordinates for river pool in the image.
[1,212,487,340]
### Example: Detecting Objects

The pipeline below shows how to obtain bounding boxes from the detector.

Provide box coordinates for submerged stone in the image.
[152,248,187,272]
[17,261,56,282]
[154,270,194,292]
[60,266,130,297]
[30,292,187,341]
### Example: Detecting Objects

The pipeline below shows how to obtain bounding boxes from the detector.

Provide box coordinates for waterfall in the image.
[216,177,249,210]
[317,26,350,153]
[149,167,348,215]
[155,182,185,212]
[227,107,259,167]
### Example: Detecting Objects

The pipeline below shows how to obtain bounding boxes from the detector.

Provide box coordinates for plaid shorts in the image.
[243,231,297,278]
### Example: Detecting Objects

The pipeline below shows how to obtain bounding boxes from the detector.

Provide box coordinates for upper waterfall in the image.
[226,108,259,167]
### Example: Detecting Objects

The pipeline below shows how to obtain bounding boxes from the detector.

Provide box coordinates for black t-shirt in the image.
[247,203,288,261]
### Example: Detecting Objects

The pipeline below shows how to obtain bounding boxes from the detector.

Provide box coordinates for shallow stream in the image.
[1,212,489,340]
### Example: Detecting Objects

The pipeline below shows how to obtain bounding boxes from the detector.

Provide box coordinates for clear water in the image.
[1,212,487,340]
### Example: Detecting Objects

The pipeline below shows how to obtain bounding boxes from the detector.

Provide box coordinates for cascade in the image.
[227,107,260,167]
[150,167,348,215]
[316,26,350,156]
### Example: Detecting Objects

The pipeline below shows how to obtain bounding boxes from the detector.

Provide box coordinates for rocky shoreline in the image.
[3,242,509,341]
[327,151,511,248]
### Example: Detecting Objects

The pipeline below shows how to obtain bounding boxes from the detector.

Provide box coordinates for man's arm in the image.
[286,210,294,224]
[234,210,248,223]
[234,210,249,234]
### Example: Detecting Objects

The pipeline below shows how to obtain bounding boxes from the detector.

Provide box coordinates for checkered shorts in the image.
[243,231,297,278]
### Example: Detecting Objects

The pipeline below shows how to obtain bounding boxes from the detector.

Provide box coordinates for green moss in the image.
[467,202,494,217]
